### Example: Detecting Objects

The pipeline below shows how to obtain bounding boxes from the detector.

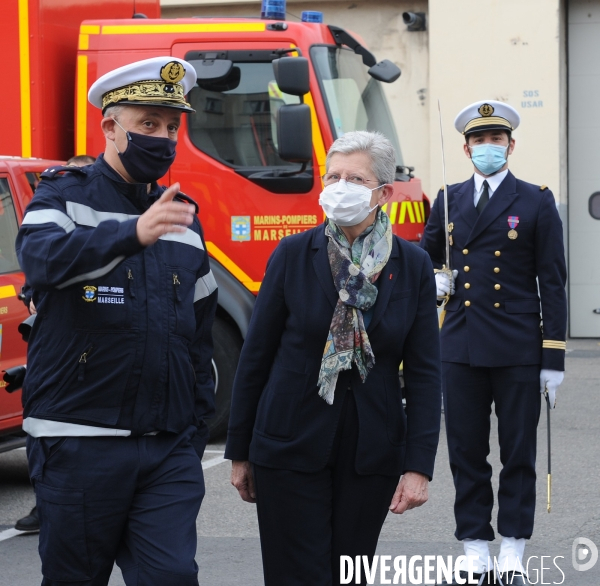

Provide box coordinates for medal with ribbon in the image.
[508,216,519,240]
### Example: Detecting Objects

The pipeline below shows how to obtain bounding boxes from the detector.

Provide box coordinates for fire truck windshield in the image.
[310,46,404,166]
[187,60,303,169]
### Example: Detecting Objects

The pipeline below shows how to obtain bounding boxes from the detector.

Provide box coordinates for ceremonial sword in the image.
[545,389,552,512]
[437,100,453,328]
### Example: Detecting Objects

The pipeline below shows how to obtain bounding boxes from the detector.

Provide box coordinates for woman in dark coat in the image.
[225,130,442,586]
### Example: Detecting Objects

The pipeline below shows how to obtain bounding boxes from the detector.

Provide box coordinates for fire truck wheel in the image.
[208,316,242,440]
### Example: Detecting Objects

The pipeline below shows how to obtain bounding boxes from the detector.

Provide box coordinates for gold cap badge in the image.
[478,103,494,117]
[160,61,186,84]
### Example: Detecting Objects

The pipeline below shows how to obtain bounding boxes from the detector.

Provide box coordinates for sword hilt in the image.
[438,266,453,279]
[436,266,453,329]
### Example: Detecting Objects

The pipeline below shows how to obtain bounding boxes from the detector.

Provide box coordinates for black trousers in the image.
[27,427,204,586]
[442,362,541,541]
[253,389,399,586]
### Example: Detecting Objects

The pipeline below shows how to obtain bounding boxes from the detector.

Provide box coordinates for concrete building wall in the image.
[161,1,568,205]
[428,0,566,206]
[161,0,432,195]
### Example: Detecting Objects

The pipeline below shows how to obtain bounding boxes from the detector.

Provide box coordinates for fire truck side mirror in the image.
[191,58,234,82]
[368,60,401,84]
[272,57,309,96]
[277,104,312,163]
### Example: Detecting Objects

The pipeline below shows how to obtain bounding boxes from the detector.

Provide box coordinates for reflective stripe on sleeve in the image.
[23,417,132,437]
[66,201,204,250]
[66,201,139,226]
[26,200,205,289]
[194,270,218,302]
[159,229,204,250]
[21,209,76,233]
[56,255,126,290]
[31,202,203,250]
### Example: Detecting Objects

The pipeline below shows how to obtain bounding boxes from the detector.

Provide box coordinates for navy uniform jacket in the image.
[15,155,217,435]
[420,171,567,370]
[225,224,442,478]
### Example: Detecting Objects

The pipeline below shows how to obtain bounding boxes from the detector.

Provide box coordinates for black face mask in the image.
[113,119,177,183]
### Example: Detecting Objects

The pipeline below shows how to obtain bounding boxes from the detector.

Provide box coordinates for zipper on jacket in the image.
[127,268,136,298]
[173,273,181,302]
[78,345,94,382]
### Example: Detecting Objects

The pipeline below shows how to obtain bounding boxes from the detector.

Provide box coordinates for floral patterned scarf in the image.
[318,209,392,404]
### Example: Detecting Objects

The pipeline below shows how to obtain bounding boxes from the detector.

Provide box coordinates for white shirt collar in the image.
[473,169,508,198]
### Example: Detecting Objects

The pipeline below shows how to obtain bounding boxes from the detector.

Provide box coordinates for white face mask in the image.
[319,180,383,227]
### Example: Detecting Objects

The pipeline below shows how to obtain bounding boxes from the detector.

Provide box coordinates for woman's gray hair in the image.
[325,131,396,185]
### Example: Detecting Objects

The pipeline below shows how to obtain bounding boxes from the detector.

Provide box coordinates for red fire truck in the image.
[1,0,428,442]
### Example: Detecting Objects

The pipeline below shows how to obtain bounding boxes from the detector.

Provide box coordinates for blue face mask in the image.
[469,143,508,176]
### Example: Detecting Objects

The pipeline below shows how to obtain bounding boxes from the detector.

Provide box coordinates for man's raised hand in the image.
[136,183,195,246]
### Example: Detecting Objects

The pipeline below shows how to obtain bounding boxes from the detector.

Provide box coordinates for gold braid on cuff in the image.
[542,340,567,350]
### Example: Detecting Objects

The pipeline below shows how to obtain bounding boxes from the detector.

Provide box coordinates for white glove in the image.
[435,270,458,298]
[540,369,564,409]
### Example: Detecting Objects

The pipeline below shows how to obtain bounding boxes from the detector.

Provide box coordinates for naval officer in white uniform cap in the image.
[420,100,567,585]
[17,56,218,585]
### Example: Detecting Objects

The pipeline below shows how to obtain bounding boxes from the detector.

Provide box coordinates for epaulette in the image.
[439,185,445,192]
[540,185,548,191]
[175,191,199,214]
[40,165,88,179]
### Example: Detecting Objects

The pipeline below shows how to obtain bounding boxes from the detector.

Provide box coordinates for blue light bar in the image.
[301,11,323,23]
[261,0,286,20]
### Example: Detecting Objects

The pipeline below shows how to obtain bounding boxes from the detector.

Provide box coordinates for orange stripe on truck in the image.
[0,285,17,300]
[101,23,266,35]
[206,242,261,293]
[18,0,31,157]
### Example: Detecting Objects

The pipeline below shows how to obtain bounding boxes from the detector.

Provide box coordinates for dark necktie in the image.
[476,180,489,214]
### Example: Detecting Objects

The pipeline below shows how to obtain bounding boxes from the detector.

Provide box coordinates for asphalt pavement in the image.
[1,338,599,585]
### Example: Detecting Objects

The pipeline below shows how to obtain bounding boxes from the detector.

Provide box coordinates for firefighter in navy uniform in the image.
[16,57,217,586]
[420,100,567,586]
[13,155,96,535]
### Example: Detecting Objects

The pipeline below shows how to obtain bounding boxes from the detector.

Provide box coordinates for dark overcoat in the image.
[225,224,442,478]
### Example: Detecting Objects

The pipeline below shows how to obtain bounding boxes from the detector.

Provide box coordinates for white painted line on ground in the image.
[0,528,28,542]
[204,449,225,454]
[202,455,226,470]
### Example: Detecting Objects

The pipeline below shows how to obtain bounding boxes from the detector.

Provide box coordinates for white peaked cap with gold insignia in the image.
[88,56,197,113]
[454,100,520,135]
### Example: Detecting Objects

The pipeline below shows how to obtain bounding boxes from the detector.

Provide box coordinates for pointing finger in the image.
[158,182,181,202]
